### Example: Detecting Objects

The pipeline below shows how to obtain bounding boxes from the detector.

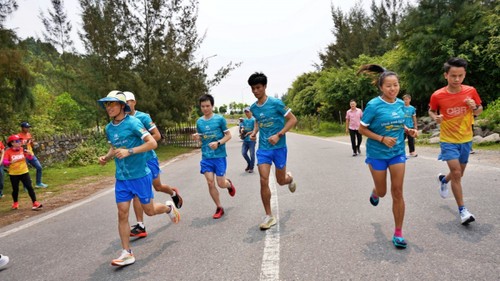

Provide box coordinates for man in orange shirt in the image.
[18,122,48,188]
[428,57,482,225]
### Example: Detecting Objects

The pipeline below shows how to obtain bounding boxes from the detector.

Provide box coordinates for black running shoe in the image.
[171,187,183,209]
[130,224,148,238]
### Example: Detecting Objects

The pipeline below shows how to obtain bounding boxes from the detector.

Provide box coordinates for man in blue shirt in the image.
[98,91,180,267]
[240,107,257,173]
[248,72,297,230]
[192,94,236,219]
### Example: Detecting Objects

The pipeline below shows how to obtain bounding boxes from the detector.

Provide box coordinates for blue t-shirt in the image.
[250,96,291,150]
[105,115,151,180]
[403,105,416,128]
[131,110,158,160]
[242,117,256,142]
[196,114,229,159]
[361,97,406,159]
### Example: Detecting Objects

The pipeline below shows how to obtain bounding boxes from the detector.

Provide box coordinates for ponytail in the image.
[358,64,398,88]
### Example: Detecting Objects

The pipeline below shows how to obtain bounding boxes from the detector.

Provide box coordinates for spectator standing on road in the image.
[18,122,48,188]
[402,94,418,157]
[124,91,183,238]
[3,134,43,210]
[345,100,363,156]
[241,107,257,173]
[248,72,298,230]
[0,140,5,198]
[97,91,180,267]
[428,57,482,225]
[358,64,418,249]
[192,94,236,219]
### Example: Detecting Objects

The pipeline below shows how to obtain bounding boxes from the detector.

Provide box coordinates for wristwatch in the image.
[217,141,221,147]
[128,148,134,155]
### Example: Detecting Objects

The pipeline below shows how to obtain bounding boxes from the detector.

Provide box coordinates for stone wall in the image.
[32,133,96,165]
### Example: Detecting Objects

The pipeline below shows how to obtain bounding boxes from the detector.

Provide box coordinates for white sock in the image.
[137,222,144,228]
[171,191,176,197]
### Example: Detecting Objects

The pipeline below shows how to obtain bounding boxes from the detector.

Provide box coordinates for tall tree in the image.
[0,0,17,27]
[39,0,74,54]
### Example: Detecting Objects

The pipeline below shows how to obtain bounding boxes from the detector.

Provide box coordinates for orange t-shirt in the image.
[429,85,481,143]
[18,132,33,152]
[3,148,31,175]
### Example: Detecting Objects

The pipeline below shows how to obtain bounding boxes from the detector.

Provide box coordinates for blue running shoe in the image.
[392,236,407,249]
[369,192,379,206]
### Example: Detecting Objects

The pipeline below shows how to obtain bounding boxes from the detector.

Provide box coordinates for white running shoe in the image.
[111,249,135,266]
[438,173,448,198]
[0,255,9,269]
[259,215,277,230]
[287,172,296,193]
[460,208,476,225]
[166,200,180,224]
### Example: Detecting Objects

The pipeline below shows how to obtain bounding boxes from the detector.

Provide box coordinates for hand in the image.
[434,114,443,124]
[208,141,219,150]
[250,134,256,141]
[98,156,108,166]
[345,129,349,135]
[465,98,476,110]
[192,133,200,141]
[268,134,280,145]
[113,148,130,159]
[407,129,418,138]
[381,136,397,148]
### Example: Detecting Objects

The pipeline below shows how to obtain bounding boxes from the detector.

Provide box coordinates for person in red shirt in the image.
[18,122,48,188]
[3,134,42,210]
[0,140,5,198]
[428,57,483,225]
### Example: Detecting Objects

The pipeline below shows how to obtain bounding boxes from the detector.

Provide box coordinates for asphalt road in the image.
[0,129,499,280]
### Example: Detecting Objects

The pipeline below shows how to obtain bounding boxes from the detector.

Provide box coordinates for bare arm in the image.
[359,124,396,148]
[209,130,232,150]
[149,127,162,142]
[268,111,298,145]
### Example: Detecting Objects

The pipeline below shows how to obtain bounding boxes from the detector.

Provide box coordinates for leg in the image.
[204,172,222,208]
[388,163,406,230]
[20,173,37,203]
[241,142,251,170]
[10,175,21,203]
[29,156,44,186]
[132,196,144,224]
[446,160,467,207]
[258,164,273,216]
[140,199,169,216]
[275,166,293,186]
[249,141,256,170]
[367,165,388,199]
[408,135,415,154]
[0,165,4,196]
[349,129,357,154]
[116,201,132,250]
[356,130,362,153]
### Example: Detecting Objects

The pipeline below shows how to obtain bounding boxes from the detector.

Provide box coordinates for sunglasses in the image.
[13,140,21,143]
[103,101,119,107]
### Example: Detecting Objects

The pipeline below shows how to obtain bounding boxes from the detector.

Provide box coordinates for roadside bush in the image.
[477,98,500,132]
[65,134,109,167]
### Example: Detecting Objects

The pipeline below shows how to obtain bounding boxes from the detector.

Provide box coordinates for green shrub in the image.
[478,98,500,131]
[65,134,109,167]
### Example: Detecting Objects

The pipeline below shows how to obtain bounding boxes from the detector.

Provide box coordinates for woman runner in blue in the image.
[98,91,180,267]
[358,65,418,249]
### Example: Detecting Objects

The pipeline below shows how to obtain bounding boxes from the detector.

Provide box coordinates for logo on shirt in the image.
[446,106,468,116]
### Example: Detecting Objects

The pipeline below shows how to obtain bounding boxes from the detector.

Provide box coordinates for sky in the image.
[5,0,376,108]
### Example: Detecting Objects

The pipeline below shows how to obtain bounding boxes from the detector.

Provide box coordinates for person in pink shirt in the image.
[345,100,363,156]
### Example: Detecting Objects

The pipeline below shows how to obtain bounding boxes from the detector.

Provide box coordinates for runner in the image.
[402,94,418,157]
[97,91,180,267]
[357,64,418,249]
[345,99,363,156]
[428,57,482,225]
[192,94,235,219]
[18,122,48,188]
[124,91,183,238]
[240,107,257,173]
[247,72,297,230]
[3,134,43,210]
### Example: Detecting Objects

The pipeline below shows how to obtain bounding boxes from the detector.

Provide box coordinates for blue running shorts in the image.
[438,141,472,164]
[365,154,406,171]
[200,158,227,177]
[115,173,154,204]
[147,157,161,180]
[257,147,288,170]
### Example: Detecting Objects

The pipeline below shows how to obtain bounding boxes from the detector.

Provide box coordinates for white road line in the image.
[260,170,280,281]
[0,157,182,239]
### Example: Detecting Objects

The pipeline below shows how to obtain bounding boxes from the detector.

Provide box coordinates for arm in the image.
[114,134,157,159]
[268,111,298,145]
[209,130,232,150]
[345,118,350,134]
[412,115,418,130]
[98,146,115,166]
[149,127,162,142]
[250,119,259,141]
[428,109,443,124]
[359,124,396,148]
